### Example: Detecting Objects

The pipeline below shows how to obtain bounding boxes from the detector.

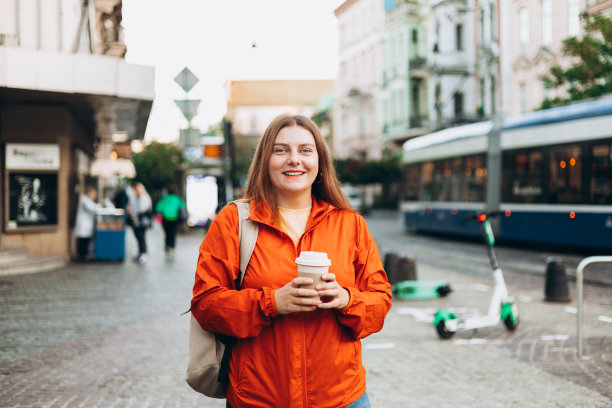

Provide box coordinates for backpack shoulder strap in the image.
[233,200,258,289]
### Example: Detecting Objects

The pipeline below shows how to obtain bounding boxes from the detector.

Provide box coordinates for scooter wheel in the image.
[503,314,519,331]
[435,320,455,339]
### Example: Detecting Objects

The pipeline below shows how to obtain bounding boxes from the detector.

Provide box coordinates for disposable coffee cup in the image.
[295,251,331,290]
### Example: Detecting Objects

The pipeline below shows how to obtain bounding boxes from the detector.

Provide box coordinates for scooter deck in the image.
[392,280,452,300]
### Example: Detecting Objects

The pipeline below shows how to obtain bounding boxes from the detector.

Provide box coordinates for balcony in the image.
[409,57,426,70]
[409,115,428,129]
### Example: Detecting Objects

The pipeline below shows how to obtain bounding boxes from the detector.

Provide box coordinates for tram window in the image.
[421,162,434,201]
[549,145,582,204]
[432,160,452,201]
[503,150,544,203]
[464,155,486,202]
[591,143,612,204]
[403,164,420,201]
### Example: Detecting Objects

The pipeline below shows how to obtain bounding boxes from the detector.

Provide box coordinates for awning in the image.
[90,158,136,178]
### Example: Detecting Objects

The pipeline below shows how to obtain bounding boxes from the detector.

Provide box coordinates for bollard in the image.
[397,255,418,281]
[544,256,571,302]
[384,252,400,284]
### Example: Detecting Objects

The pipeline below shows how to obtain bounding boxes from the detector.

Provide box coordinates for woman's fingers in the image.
[275,278,322,315]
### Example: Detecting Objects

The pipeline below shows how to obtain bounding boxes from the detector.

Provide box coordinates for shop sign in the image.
[6,143,60,170]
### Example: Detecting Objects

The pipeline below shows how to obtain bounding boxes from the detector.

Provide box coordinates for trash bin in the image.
[94,208,125,261]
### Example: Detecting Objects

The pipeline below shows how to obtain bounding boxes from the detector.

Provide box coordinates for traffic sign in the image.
[174,67,199,93]
[174,99,201,122]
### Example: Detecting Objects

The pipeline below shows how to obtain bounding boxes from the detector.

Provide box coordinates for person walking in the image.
[191,114,392,407]
[74,185,99,262]
[155,183,186,258]
[130,182,152,264]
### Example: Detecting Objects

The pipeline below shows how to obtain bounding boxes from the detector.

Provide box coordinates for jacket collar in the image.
[248,196,335,230]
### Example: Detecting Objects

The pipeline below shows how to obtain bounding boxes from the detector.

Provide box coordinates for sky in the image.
[122,0,345,143]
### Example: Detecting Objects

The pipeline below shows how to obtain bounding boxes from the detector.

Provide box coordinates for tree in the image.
[334,157,403,208]
[131,141,183,201]
[541,13,612,109]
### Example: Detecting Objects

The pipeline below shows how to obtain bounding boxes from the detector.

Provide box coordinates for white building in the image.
[428,0,477,129]
[333,0,384,160]
[380,0,429,149]
[503,0,589,115]
[0,0,154,263]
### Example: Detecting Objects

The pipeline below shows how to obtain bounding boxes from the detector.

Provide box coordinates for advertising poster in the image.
[8,173,58,228]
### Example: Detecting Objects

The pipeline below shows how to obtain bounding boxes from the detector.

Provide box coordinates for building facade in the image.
[504,0,589,116]
[381,0,429,149]
[333,0,384,160]
[0,0,154,263]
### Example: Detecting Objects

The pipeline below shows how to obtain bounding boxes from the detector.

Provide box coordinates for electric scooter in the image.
[433,211,519,339]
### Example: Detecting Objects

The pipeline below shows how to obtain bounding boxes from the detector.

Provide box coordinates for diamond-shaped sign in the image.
[174,99,201,122]
[174,67,199,93]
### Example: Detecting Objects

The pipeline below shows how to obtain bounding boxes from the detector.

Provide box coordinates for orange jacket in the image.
[192,197,392,408]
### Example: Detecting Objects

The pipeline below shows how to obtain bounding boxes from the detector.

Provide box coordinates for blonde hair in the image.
[243,113,352,218]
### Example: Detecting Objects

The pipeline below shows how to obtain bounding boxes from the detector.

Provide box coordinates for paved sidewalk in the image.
[0,217,610,407]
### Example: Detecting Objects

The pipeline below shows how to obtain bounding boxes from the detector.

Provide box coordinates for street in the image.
[0,211,611,407]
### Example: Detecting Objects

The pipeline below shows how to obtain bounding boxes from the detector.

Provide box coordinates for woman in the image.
[74,185,99,261]
[191,114,392,408]
[130,182,152,264]
[155,183,186,257]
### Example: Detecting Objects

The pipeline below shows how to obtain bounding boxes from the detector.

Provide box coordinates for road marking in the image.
[540,334,569,341]
[364,342,396,350]
[453,338,488,345]
[397,307,481,323]
[396,307,435,323]
[598,315,612,323]
[453,283,490,292]
[518,295,533,302]
[564,306,577,314]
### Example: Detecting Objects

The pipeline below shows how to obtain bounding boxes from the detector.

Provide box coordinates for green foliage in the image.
[131,142,183,199]
[335,157,402,185]
[541,13,612,108]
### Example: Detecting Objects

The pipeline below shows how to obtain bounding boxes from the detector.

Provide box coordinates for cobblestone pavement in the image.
[0,212,610,407]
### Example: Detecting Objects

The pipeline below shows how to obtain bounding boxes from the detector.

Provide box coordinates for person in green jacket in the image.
[155,183,186,258]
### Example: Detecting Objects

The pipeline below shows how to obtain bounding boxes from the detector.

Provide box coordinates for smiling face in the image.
[268,125,319,208]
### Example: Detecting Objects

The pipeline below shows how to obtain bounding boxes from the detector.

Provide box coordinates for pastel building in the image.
[333,0,384,159]
[0,0,154,268]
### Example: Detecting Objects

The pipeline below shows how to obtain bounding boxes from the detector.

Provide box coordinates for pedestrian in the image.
[130,182,152,264]
[191,113,392,407]
[155,183,186,258]
[74,185,99,262]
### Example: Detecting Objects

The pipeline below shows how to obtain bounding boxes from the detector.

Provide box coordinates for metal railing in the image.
[576,256,612,358]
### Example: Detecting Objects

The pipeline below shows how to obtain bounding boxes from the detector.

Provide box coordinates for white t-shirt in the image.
[278,205,312,245]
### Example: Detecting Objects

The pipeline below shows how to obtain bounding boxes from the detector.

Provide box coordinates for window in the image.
[454,92,464,118]
[519,8,529,54]
[542,0,552,46]
[502,150,544,203]
[490,75,497,114]
[480,78,486,113]
[519,83,527,113]
[590,143,612,204]
[549,145,582,203]
[456,24,463,50]
[480,9,485,43]
[568,0,580,37]
[405,155,486,202]
[490,3,496,40]
[412,28,418,44]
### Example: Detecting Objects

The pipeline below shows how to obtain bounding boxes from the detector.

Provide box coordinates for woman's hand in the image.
[315,273,350,310]
[275,278,322,315]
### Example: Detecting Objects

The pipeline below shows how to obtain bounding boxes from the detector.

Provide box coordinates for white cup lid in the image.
[295,251,331,267]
